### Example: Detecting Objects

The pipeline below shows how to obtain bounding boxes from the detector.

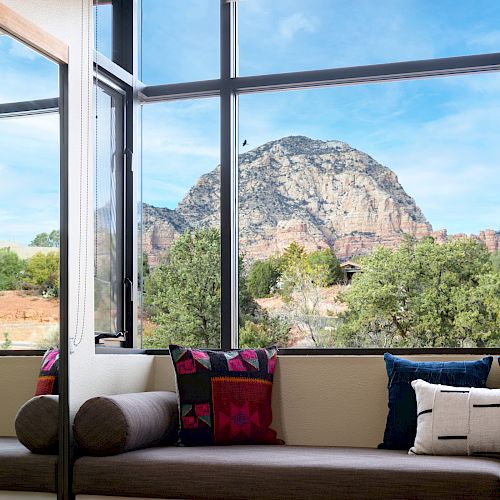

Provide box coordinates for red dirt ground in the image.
[0,290,59,346]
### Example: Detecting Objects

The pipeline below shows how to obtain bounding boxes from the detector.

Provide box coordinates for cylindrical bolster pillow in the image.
[73,391,178,456]
[15,395,59,454]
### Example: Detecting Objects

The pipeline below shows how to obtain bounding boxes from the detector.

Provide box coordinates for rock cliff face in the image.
[140,136,498,265]
[431,229,500,253]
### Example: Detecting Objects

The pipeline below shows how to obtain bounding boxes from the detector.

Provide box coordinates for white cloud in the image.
[278,12,317,41]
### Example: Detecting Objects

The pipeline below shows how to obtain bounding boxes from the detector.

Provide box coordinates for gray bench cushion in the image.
[73,445,500,499]
[0,437,57,493]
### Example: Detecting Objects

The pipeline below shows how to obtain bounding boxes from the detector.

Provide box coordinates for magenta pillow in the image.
[35,348,59,396]
[169,344,281,446]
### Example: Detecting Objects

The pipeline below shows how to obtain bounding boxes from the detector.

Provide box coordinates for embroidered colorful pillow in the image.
[35,348,59,396]
[169,344,281,446]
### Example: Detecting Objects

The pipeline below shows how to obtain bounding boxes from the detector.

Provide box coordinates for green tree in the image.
[142,252,150,278]
[29,230,60,247]
[491,251,500,273]
[0,248,24,290]
[247,258,281,298]
[336,237,500,348]
[307,248,342,286]
[144,228,282,348]
[239,316,290,348]
[279,242,307,272]
[144,229,222,348]
[24,252,59,296]
[280,254,335,347]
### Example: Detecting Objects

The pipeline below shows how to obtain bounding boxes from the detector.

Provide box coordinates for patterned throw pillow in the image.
[379,353,492,450]
[35,348,59,396]
[411,379,500,456]
[169,344,281,446]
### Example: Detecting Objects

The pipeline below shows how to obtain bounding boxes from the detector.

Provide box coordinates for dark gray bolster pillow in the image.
[15,395,59,454]
[73,391,178,456]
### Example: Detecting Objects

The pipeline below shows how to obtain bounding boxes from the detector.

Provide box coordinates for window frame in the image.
[0,67,66,357]
[94,76,126,342]
[97,0,500,354]
[93,0,137,348]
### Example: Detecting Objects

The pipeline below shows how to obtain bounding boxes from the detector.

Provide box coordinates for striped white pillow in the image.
[410,379,500,456]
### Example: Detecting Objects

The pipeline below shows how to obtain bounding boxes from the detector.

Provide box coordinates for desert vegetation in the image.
[141,229,500,349]
[0,232,60,349]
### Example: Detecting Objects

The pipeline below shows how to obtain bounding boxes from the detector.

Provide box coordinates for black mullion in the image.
[123,84,135,347]
[220,0,238,350]
[220,0,232,350]
[112,0,134,73]
[58,63,71,500]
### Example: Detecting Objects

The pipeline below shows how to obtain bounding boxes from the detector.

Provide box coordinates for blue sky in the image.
[0,35,59,245]
[1,2,500,244]
[140,0,500,235]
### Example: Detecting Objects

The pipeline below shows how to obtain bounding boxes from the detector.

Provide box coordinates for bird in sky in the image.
[242,139,248,147]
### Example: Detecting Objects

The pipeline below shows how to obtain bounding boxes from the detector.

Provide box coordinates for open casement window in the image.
[94,79,126,345]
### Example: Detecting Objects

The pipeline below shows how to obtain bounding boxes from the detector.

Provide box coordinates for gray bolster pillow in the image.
[73,391,178,456]
[15,395,59,454]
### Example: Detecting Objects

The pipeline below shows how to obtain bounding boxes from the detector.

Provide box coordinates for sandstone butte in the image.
[138,136,499,267]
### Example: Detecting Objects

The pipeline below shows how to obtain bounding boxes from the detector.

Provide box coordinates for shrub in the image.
[247,258,281,298]
[0,248,24,290]
[24,252,59,296]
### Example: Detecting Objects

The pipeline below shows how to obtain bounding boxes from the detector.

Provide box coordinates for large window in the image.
[139,99,221,348]
[97,1,500,352]
[0,36,60,350]
[140,0,219,84]
[238,0,500,75]
[238,75,500,348]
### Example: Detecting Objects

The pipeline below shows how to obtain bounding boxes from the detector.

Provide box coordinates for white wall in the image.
[0,356,42,435]
[0,0,152,421]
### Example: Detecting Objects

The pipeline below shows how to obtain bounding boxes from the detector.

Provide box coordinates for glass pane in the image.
[94,3,113,60]
[0,35,59,351]
[139,98,220,348]
[140,0,219,84]
[238,0,500,76]
[0,33,58,102]
[94,84,124,337]
[238,72,500,349]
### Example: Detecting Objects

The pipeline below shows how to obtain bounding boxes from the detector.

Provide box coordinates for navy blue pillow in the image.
[379,353,493,450]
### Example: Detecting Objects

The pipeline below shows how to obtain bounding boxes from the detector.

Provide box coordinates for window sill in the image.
[0,349,46,356]
[95,347,500,356]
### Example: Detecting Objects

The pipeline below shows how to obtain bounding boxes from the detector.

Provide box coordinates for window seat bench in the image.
[0,437,57,498]
[2,432,500,498]
[73,444,500,500]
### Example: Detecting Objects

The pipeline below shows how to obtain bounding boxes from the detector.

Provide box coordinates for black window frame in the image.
[94,74,127,344]
[94,0,500,355]
[93,0,137,348]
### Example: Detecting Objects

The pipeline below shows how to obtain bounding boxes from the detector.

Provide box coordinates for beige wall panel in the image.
[150,354,500,448]
[0,357,41,436]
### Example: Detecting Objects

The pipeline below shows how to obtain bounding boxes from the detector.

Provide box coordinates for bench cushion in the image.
[0,437,57,493]
[73,445,500,499]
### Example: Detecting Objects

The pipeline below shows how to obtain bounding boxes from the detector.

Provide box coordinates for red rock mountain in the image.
[141,136,499,266]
